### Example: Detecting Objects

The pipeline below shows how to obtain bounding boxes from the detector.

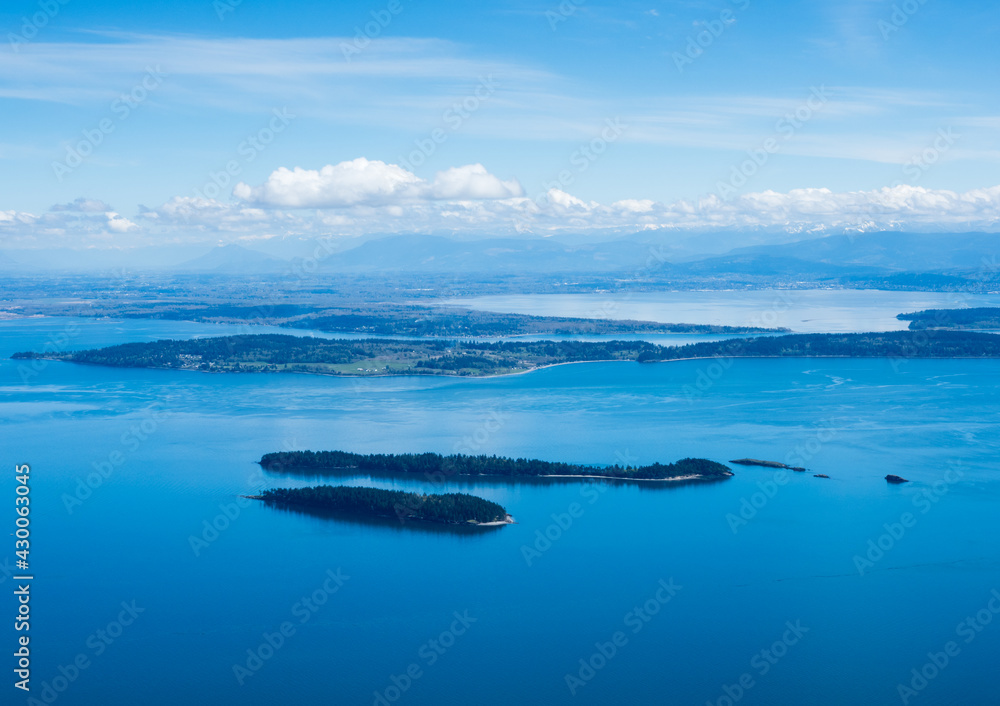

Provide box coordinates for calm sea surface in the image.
[440,289,1000,333]
[1,310,998,705]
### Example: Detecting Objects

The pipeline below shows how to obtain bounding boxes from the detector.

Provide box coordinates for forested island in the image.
[259,450,734,481]
[897,307,1000,330]
[13,330,1000,377]
[253,485,512,525]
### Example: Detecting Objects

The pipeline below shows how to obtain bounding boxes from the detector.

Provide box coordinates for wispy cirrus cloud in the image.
[0,34,554,114]
[4,34,992,164]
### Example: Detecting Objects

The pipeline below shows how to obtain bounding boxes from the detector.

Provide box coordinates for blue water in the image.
[442,289,1000,333]
[2,317,999,705]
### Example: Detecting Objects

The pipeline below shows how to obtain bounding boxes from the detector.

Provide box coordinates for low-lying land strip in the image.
[260,450,734,481]
[13,330,1000,377]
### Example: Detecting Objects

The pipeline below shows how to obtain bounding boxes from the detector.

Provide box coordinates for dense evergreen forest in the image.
[636,330,1000,361]
[13,330,1000,377]
[260,450,734,480]
[257,485,510,525]
[897,307,1000,330]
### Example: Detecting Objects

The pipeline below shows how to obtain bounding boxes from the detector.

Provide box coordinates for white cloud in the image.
[429,164,522,200]
[146,181,1000,238]
[545,188,595,212]
[0,202,142,246]
[5,181,1000,249]
[233,159,423,207]
[234,159,522,208]
[106,212,138,233]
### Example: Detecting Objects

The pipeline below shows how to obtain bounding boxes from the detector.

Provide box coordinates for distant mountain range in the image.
[698,232,999,273]
[2,231,998,281]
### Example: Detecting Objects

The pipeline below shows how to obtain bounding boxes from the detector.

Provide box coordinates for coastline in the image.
[243,495,515,527]
[533,472,728,482]
[16,351,1000,381]
[257,464,732,483]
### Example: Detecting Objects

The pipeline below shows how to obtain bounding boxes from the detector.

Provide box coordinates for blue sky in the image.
[2,0,999,247]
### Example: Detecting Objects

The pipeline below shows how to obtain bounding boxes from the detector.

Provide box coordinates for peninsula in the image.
[12,330,1000,378]
[259,450,734,481]
[897,307,1000,331]
[253,485,513,526]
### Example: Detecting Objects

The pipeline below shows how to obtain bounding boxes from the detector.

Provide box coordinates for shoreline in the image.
[534,473,726,482]
[243,495,514,527]
[16,348,1000,381]
[257,464,732,483]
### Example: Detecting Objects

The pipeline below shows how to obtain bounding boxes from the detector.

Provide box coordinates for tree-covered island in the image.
[897,307,1000,330]
[12,330,1000,378]
[253,485,512,526]
[259,450,734,482]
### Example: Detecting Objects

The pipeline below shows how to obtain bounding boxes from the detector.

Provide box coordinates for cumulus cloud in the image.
[137,181,1000,240]
[234,159,522,208]
[6,180,1000,249]
[233,159,424,208]
[105,212,138,233]
[0,210,37,227]
[0,202,142,246]
[428,164,522,200]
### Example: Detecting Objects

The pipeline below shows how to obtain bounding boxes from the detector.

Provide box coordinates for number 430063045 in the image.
[15,464,30,565]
